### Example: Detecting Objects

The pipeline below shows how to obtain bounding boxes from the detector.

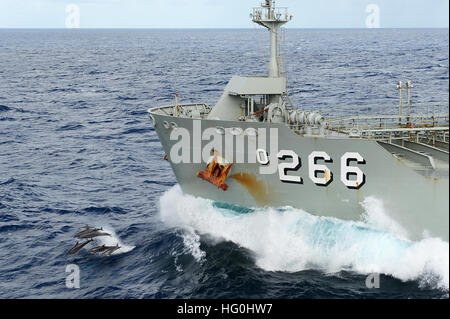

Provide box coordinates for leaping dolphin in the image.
[66,239,93,255]
[76,229,111,239]
[75,226,103,238]
[88,245,110,254]
[101,244,121,257]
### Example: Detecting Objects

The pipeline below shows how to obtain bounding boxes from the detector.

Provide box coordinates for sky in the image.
[0,0,448,28]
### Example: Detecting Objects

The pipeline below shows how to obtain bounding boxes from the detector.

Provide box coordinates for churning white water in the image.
[159,185,449,290]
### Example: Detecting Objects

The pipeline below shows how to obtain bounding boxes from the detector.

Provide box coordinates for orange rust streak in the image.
[325,170,330,183]
[230,173,272,206]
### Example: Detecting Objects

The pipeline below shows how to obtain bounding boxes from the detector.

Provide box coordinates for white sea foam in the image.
[180,230,206,262]
[159,185,449,290]
[360,197,409,239]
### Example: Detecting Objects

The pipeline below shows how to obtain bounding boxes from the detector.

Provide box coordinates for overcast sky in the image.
[0,0,448,28]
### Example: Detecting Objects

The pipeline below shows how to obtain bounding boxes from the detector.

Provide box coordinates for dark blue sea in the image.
[0,29,448,299]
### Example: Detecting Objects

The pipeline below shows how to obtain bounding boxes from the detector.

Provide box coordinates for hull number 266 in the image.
[257,150,366,189]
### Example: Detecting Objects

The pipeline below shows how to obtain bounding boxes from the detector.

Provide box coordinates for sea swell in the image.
[160,185,449,291]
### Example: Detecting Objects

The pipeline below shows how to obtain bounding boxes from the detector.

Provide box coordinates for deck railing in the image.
[252,7,290,22]
[326,103,449,134]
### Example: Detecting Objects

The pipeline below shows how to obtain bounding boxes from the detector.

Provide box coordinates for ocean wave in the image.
[0,224,35,233]
[143,180,176,187]
[56,123,85,131]
[117,96,138,101]
[48,87,79,93]
[122,127,152,135]
[0,117,16,121]
[159,185,449,291]
[0,105,11,112]
[0,213,19,222]
[0,178,16,185]
[81,206,128,215]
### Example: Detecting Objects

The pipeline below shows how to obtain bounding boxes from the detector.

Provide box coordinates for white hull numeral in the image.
[277,150,303,184]
[308,151,333,186]
[256,149,270,166]
[341,152,366,189]
[272,150,366,189]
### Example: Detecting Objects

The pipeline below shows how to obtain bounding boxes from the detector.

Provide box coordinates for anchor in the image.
[197,150,233,191]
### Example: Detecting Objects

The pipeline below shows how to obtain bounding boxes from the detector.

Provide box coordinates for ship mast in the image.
[251,0,293,77]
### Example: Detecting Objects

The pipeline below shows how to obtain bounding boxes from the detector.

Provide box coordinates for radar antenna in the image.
[250,1,293,77]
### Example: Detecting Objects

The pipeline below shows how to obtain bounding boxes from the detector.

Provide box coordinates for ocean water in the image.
[0,29,448,299]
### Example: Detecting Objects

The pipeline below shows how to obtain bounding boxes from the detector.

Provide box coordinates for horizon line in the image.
[0,27,449,30]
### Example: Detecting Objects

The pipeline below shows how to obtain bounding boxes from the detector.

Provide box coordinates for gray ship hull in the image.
[149,112,449,242]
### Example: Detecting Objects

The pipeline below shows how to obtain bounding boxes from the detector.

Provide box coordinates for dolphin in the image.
[66,239,93,256]
[76,230,111,239]
[101,244,121,257]
[75,226,103,238]
[88,244,110,254]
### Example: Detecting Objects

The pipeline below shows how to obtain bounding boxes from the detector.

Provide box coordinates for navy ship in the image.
[148,0,449,241]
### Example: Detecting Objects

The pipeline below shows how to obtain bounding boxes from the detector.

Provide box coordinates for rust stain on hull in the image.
[230,173,273,206]
[325,170,331,184]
